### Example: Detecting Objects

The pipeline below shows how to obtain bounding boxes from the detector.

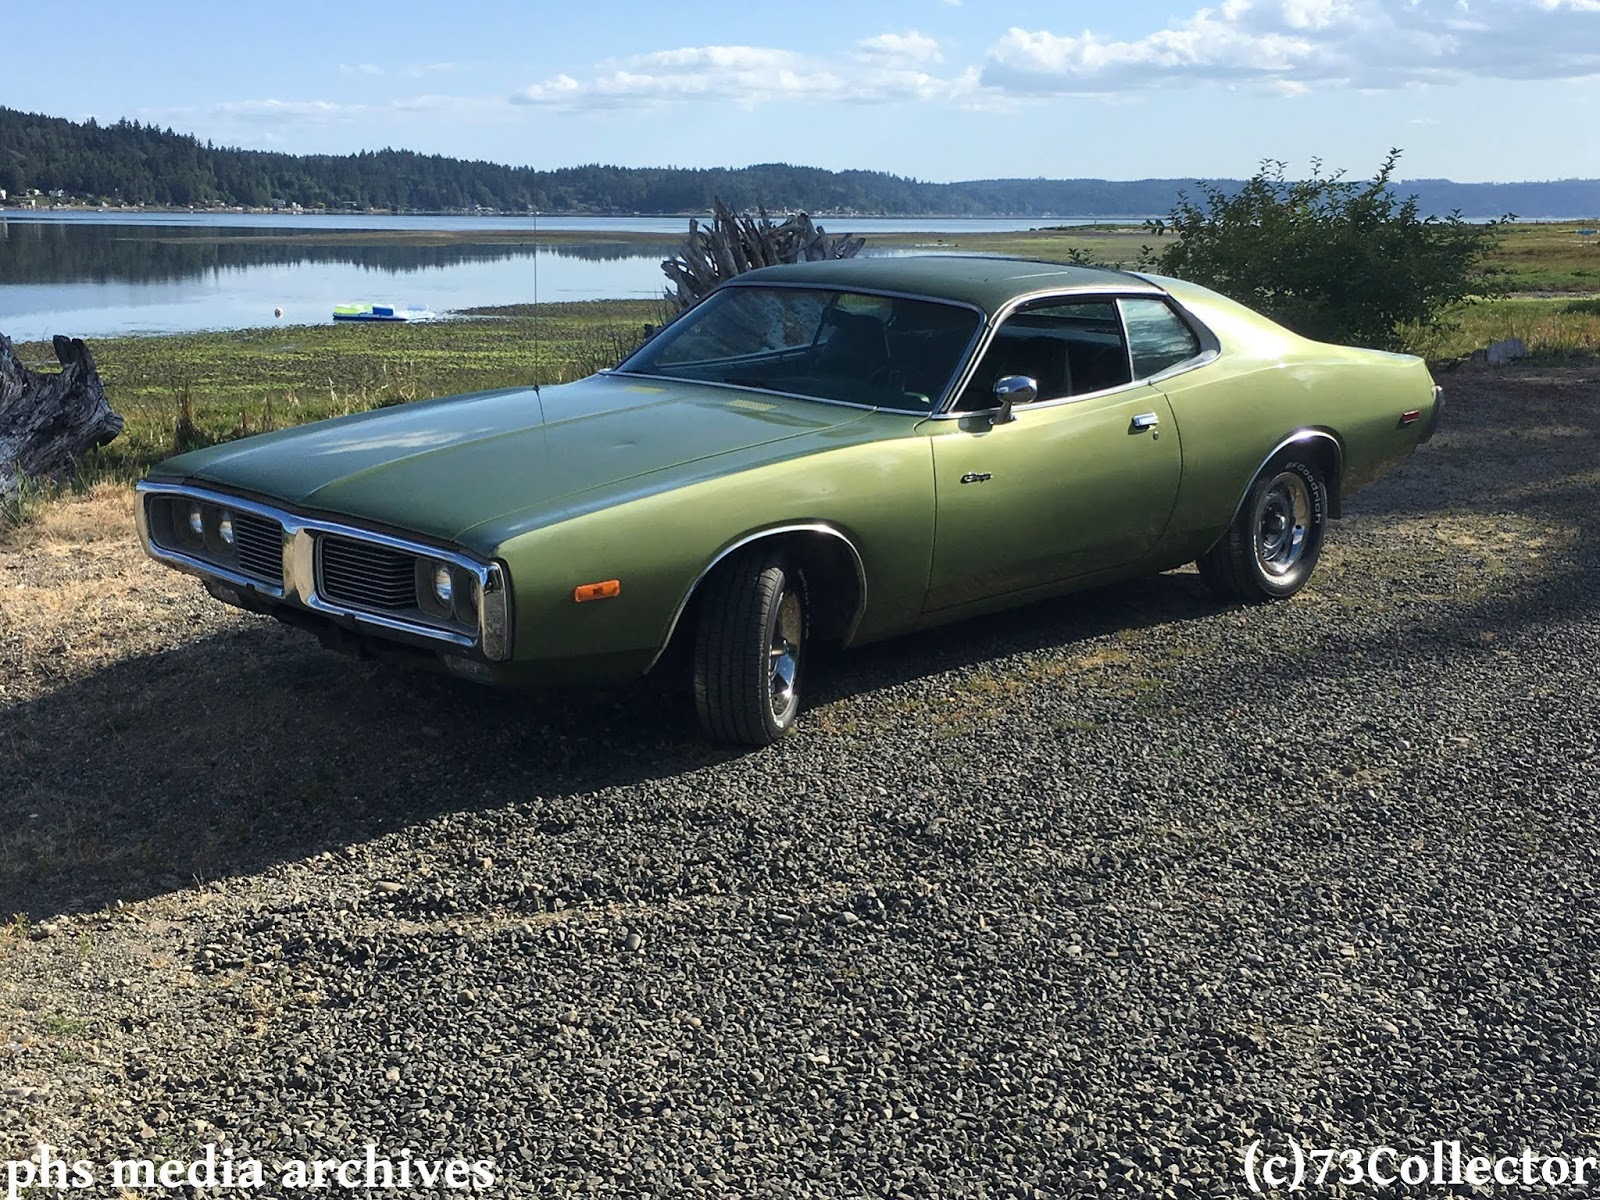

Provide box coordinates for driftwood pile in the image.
[0,332,123,499]
[662,197,864,311]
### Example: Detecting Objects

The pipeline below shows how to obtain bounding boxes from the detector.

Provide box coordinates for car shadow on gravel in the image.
[807,570,1221,708]
[1,571,1224,923]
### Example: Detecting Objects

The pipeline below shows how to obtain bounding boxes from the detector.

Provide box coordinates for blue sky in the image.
[4,0,1598,182]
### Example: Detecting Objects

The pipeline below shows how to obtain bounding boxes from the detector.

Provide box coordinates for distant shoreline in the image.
[0,211,1156,249]
[0,203,1156,221]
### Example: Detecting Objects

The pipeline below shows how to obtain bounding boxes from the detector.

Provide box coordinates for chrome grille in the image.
[318,535,416,611]
[231,512,284,585]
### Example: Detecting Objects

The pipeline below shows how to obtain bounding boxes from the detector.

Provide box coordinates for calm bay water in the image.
[0,211,1126,342]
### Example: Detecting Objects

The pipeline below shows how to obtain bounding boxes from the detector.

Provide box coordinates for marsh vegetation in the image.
[2,213,1596,528]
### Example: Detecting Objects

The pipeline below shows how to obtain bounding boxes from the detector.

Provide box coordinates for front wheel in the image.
[1198,458,1328,601]
[693,548,809,746]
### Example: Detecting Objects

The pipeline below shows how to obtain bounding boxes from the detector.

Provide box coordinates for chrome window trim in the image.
[135,481,512,661]
[644,521,869,672]
[611,282,987,416]
[1141,348,1220,386]
[929,286,1219,420]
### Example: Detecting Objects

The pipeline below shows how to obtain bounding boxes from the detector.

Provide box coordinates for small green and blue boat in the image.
[332,303,435,323]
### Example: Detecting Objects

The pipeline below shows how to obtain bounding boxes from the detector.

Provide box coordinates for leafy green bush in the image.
[1150,151,1506,350]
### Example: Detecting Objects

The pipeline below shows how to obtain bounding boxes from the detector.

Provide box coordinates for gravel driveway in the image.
[3,360,1598,1197]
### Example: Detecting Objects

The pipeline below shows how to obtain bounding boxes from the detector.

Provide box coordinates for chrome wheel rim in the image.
[1255,471,1312,577]
[769,588,803,719]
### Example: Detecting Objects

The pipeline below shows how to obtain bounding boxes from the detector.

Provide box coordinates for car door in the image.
[922,297,1184,611]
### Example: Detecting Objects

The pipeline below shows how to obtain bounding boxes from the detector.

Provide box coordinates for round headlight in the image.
[432,563,453,606]
[187,504,205,538]
[217,511,235,547]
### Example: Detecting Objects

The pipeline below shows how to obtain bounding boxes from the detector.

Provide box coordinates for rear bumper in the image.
[1420,384,1444,444]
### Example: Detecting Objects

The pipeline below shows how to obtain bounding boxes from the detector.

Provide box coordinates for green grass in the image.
[868,223,1159,267]
[1397,296,1600,360]
[8,298,663,489]
[1477,221,1600,293]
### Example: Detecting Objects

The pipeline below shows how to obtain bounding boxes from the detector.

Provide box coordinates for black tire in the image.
[1197,457,1328,602]
[692,548,809,746]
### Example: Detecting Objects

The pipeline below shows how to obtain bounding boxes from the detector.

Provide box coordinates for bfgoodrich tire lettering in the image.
[693,547,809,746]
[1198,457,1328,601]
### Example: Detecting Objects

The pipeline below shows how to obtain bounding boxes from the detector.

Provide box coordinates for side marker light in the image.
[574,580,621,603]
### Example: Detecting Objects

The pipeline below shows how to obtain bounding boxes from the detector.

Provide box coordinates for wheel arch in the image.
[1234,428,1345,527]
[646,523,868,673]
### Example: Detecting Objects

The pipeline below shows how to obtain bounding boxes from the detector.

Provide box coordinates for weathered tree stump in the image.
[662,196,865,311]
[0,332,124,498]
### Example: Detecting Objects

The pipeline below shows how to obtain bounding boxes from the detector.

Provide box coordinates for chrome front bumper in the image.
[134,481,512,663]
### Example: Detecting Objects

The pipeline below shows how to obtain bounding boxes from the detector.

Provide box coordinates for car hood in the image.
[155,374,871,548]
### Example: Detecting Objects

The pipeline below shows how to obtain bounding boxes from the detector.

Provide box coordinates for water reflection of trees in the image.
[0,221,676,285]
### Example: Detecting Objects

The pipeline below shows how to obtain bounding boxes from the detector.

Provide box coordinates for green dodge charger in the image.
[136,256,1442,745]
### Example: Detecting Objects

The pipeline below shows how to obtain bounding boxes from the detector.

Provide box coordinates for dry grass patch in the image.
[1314,512,1579,606]
[1067,647,1134,671]
[0,484,217,694]
[12,482,137,549]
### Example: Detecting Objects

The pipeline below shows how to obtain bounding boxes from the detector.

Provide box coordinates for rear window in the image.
[1120,298,1201,379]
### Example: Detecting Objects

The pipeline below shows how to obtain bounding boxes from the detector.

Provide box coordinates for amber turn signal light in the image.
[573,579,621,603]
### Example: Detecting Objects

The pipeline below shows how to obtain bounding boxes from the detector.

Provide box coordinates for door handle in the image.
[1131,412,1160,432]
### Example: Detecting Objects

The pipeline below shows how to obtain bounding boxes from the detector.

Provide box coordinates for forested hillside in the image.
[3,106,1596,217]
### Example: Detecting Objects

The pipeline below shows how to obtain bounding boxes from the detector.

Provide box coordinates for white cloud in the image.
[147,94,504,132]
[513,73,583,105]
[388,93,495,116]
[511,36,975,110]
[982,0,1600,95]
[856,31,944,66]
[210,99,369,124]
[340,60,473,80]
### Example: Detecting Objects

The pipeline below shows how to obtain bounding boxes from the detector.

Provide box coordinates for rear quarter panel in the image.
[1154,279,1438,559]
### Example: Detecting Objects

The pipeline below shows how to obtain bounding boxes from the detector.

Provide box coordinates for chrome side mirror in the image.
[991,375,1037,425]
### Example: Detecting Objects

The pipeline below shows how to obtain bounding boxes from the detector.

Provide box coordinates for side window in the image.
[955,300,1132,410]
[1120,298,1201,380]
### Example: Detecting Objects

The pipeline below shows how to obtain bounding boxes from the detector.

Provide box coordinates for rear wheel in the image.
[693,548,808,746]
[1198,458,1328,601]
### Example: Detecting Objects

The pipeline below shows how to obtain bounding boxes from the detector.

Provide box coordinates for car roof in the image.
[729,255,1164,316]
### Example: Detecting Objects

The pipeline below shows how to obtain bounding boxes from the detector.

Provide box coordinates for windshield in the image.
[616,285,982,413]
